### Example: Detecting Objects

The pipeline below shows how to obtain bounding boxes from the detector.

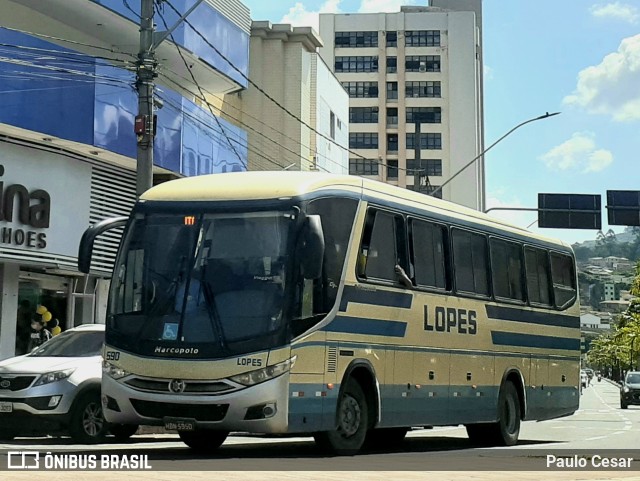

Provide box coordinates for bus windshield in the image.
[107,210,293,358]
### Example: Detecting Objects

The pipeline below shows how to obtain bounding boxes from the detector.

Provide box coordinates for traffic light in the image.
[538,193,601,229]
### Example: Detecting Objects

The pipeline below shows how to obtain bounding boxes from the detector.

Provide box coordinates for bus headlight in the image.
[229,356,296,387]
[102,361,130,380]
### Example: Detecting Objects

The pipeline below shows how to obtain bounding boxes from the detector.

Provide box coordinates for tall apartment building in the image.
[319,0,485,210]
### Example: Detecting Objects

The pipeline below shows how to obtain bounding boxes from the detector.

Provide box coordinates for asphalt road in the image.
[2,379,639,480]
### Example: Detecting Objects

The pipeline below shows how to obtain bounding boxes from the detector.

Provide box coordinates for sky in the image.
[241,0,640,246]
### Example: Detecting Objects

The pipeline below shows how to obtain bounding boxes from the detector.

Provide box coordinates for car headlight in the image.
[623,386,630,393]
[229,356,296,387]
[102,361,130,380]
[33,368,76,386]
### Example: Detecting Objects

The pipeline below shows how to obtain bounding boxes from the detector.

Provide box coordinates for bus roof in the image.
[140,171,571,249]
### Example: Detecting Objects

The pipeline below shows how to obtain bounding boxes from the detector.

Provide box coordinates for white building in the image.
[319,0,484,210]
[226,22,349,173]
[604,282,615,301]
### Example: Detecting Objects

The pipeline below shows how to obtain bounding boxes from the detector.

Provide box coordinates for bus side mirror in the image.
[78,216,129,273]
[300,215,325,280]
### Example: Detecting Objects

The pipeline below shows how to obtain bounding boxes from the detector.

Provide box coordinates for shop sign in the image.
[0,165,49,249]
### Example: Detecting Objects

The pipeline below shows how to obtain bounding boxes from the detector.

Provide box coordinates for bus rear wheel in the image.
[314,379,368,455]
[466,381,521,446]
[179,430,228,453]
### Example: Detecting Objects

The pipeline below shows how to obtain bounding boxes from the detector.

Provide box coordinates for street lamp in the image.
[430,112,561,200]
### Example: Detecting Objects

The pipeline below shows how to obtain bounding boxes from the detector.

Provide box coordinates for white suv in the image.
[0,324,137,443]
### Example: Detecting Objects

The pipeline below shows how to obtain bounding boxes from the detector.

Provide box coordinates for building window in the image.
[349,158,379,175]
[386,31,397,47]
[405,55,440,72]
[386,107,398,126]
[386,82,398,100]
[406,107,441,124]
[335,31,378,48]
[406,133,442,150]
[335,56,379,73]
[341,81,379,98]
[330,111,336,140]
[349,133,379,149]
[405,81,441,98]
[387,160,398,179]
[406,159,442,176]
[387,134,398,153]
[349,107,379,124]
[386,57,397,73]
[405,30,441,47]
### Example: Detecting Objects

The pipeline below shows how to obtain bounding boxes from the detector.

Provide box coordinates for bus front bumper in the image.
[101,373,289,433]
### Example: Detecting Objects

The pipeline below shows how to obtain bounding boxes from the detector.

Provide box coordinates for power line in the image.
[155,6,244,164]
[0,26,138,59]
[161,0,378,167]
[0,41,135,66]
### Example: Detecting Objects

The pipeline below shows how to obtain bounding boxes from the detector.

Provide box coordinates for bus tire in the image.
[364,427,408,449]
[314,379,368,455]
[466,381,520,446]
[179,430,228,453]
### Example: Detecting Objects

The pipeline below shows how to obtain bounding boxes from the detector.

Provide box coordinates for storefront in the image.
[0,138,135,360]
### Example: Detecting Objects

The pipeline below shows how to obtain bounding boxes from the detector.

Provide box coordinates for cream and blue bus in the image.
[79,172,580,454]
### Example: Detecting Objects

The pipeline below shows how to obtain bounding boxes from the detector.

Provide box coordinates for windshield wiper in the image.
[199,266,228,353]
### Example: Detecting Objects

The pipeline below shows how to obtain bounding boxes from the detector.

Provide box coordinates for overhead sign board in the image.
[607,190,640,226]
[538,193,601,230]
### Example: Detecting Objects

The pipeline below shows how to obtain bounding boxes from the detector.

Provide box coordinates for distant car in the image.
[580,371,588,389]
[584,368,594,380]
[620,371,640,409]
[0,324,137,443]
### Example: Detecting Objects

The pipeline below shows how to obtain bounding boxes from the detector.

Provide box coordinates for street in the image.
[1,379,639,480]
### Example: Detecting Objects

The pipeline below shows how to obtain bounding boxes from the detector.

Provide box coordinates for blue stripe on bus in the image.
[323,316,407,337]
[486,305,579,329]
[339,285,413,312]
[491,331,580,351]
[293,340,581,361]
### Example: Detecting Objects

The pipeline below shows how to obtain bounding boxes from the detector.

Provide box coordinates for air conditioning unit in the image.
[419,62,427,72]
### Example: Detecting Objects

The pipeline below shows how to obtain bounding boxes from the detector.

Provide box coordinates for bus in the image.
[78,172,580,454]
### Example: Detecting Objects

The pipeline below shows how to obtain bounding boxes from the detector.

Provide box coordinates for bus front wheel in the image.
[314,379,368,455]
[179,430,228,453]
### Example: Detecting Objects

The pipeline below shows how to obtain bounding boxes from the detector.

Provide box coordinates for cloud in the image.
[484,65,494,80]
[280,0,342,32]
[539,132,613,173]
[589,2,640,23]
[563,34,640,121]
[358,0,416,13]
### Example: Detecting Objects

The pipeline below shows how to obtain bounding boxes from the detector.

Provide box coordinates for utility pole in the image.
[133,0,207,197]
[135,0,157,198]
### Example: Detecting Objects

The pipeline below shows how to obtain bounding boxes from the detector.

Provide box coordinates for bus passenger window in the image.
[362,211,398,282]
[524,247,551,306]
[550,253,576,309]
[410,220,448,290]
[452,229,489,296]
[490,239,524,302]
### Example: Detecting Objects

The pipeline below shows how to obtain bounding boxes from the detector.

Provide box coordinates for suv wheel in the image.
[68,391,108,443]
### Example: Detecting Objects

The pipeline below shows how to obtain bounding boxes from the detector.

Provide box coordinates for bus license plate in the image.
[0,402,13,413]
[163,417,195,431]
